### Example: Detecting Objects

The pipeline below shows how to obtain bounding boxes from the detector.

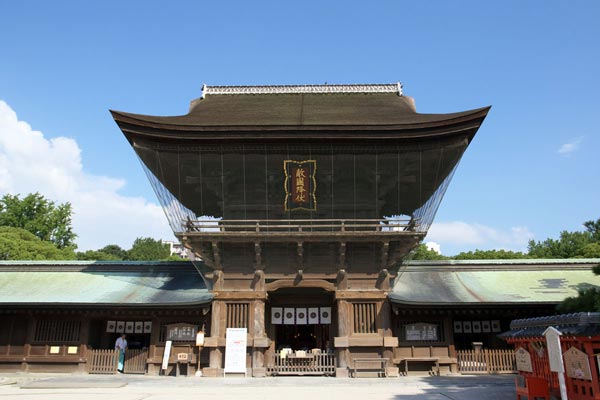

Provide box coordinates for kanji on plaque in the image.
[284,160,316,211]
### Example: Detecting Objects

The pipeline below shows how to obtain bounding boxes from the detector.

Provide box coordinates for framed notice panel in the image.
[224,328,247,375]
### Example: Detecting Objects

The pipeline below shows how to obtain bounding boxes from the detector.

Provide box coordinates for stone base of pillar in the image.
[335,367,349,378]
[386,367,399,377]
[252,367,267,377]
[202,367,224,377]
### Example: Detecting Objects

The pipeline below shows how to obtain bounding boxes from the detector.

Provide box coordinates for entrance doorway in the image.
[275,324,330,352]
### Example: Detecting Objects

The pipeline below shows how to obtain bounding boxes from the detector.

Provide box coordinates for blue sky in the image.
[0,1,598,254]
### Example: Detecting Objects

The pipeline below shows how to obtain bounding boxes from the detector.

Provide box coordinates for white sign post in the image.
[544,326,568,400]
[224,328,247,376]
[162,340,172,373]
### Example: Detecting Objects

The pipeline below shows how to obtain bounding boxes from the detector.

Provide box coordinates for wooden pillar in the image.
[380,300,399,377]
[205,300,224,376]
[335,299,351,377]
[251,299,268,377]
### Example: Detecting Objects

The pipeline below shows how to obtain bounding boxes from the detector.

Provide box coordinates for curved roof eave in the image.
[110,106,490,132]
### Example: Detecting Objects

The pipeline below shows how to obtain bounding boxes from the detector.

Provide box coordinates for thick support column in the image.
[335,299,351,377]
[380,300,399,377]
[252,299,268,377]
[205,300,224,376]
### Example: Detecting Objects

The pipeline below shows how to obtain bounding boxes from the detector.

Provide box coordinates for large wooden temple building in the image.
[110,83,492,377]
[1,83,599,377]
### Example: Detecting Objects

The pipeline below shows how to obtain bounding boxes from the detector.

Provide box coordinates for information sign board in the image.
[224,328,247,374]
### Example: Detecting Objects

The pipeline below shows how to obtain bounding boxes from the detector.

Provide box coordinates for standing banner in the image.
[224,328,247,375]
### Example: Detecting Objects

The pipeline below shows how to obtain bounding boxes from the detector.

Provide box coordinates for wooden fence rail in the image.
[456,349,516,374]
[268,353,336,376]
[124,349,148,374]
[88,349,148,375]
[88,349,118,374]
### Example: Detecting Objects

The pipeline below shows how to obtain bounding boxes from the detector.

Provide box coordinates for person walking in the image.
[115,333,127,373]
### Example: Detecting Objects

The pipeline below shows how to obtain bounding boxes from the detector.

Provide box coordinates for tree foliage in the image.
[0,226,75,260]
[127,237,170,261]
[75,250,121,261]
[528,218,600,258]
[407,244,448,260]
[453,249,529,260]
[0,193,76,249]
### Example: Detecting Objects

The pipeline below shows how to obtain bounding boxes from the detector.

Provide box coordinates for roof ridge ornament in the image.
[200,83,402,98]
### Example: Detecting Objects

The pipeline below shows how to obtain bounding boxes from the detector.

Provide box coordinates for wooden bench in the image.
[350,357,388,378]
[393,346,458,376]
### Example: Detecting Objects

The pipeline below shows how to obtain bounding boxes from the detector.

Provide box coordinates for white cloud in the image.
[425,221,534,254]
[0,100,174,251]
[425,241,441,254]
[558,137,583,155]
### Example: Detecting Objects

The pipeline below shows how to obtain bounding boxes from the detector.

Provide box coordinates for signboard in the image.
[405,323,438,341]
[224,328,247,374]
[515,347,533,372]
[166,323,198,341]
[177,353,190,361]
[564,347,592,380]
[162,340,172,370]
[284,160,317,211]
[544,326,568,400]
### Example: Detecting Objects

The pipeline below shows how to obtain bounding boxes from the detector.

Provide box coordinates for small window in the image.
[34,320,81,343]
[226,303,249,329]
[352,303,377,334]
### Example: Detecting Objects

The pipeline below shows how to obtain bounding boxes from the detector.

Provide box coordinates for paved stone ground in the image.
[0,373,516,400]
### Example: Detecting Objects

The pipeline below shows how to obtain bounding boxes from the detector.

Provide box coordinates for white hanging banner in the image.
[472,321,482,333]
[320,307,331,324]
[224,328,247,374]
[296,308,307,325]
[308,307,319,324]
[143,321,152,333]
[271,307,283,324]
[125,321,134,333]
[134,321,144,333]
[106,321,116,333]
[116,321,125,333]
[284,308,295,325]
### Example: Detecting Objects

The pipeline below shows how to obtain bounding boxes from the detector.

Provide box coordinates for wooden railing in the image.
[456,349,516,374]
[183,218,417,234]
[88,349,118,374]
[123,349,148,374]
[268,353,336,376]
[88,349,148,375]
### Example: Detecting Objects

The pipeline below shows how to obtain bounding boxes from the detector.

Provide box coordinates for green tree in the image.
[0,193,76,249]
[98,244,128,260]
[408,244,448,260]
[454,249,529,260]
[75,250,121,261]
[0,226,75,260]
[527,230,593,258]
[584,219,600,242]
[127,237,170,261]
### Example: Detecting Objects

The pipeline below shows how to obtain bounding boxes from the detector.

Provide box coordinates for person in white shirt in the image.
[115,333,127,373]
